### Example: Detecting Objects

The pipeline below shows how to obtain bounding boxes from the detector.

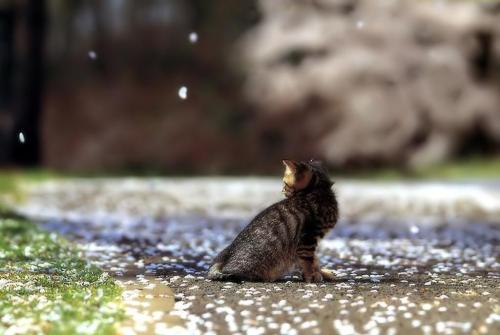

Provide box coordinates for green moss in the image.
[413,156,500,180]
[0,169,61,214]
[0,169,58,196]
[0,218,124,335]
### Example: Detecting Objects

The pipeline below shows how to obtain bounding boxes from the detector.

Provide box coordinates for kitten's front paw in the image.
[304,271,323,283]
[320,268,335,281]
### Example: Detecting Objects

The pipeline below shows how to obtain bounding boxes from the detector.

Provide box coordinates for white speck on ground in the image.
[410,226,419,234]
[239,300,254,306]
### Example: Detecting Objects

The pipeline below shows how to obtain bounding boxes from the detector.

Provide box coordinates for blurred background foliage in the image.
[0,0,499,176]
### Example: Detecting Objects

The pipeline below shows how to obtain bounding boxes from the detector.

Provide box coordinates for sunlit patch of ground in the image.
[117,276,184,335]
[0,218,124,335]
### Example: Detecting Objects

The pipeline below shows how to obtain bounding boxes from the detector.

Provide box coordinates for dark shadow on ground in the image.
[34,214,500,282]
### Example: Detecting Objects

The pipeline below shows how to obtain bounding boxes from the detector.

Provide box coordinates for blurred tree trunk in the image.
[90,0,110,75]
[0,4,14,163]
[10,0,46,165]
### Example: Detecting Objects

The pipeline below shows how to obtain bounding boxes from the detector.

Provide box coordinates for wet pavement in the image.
[10,178,500,335]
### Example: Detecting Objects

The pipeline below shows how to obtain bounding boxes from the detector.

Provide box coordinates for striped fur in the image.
[208,160,338,282]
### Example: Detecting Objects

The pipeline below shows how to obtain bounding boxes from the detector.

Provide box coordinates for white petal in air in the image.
[356,21,365,29]
[189,32,198,44]
[410,226,420,234]
[19,132,25,143]
[178,86,188,100]
[88,50,97,60]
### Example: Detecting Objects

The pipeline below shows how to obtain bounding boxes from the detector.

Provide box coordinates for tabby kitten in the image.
[208,159,338,282]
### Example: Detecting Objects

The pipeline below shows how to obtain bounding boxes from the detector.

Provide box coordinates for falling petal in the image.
[88,51,97,60]
[178,86,188,100]
[189,32,198,44]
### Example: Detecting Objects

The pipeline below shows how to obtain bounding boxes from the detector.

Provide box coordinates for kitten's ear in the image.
[283,160,313,191]
[282,159,299,173]
[294,164,313,191]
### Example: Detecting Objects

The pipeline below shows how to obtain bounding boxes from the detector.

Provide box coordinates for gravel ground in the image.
[11,178,500,335]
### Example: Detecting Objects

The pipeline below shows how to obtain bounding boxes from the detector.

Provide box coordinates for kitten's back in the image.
[209,199,302,281]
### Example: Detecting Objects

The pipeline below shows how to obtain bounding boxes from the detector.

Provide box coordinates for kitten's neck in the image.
[291,184,333,198]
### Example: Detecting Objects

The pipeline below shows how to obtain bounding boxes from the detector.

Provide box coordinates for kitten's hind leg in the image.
[207,262,224,279]
[207,262,231,280]
[207,263,244,282]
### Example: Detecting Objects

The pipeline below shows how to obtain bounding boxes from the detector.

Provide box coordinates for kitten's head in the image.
[282,159,333,198]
